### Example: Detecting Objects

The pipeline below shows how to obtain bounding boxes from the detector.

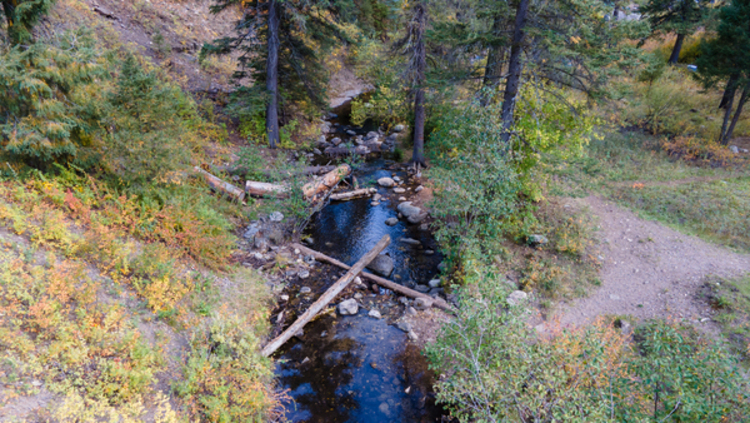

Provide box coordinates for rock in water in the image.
[397,201,423,219]
[338,299,359,315]
[368,309,382,319]
[400,237,421,246]
[367,254,394,277]
[395,320,412,332]
[331,137,343,146]
[378,177,396,187]
[428,278,441,288]
[393,187,406,194]
[385,217,399,226]
[407,213,427,224]
[392,124,405,133]
[507,290,528,306]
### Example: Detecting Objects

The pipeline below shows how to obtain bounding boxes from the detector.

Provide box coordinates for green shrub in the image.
[427,270,750,423]
[0,30,105,167]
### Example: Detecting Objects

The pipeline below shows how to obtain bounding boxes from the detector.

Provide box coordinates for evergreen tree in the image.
[1,0,54,45]
[205,0,341,148]
[696,0,750,144]
[640,0,709,64]
[394,1,427,167]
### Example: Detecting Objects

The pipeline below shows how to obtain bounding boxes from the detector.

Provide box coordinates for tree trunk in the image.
[723,84,749,145]
[480,14,506,106]
[500,0,530,143]
[261,235,391,356]
[719,87,735,144]
[266,0,281,149]
[668,33,685,65]
[719,74,739,110]
[411,3,427,167]
[1,1,16,27]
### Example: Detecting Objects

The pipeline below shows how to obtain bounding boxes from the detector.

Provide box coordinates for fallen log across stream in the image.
[291,243,454,311]
[329,188,376,201]
[245,164,351,200]
[261,234,391,357]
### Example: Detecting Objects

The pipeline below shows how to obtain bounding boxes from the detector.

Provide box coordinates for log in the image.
[291,243,453,311]
[194,167,245,202]
[261,235,391,357]
[301,164,351,199]
[244,180,289,198]
[244,164,349,200]
[329,188,376,201]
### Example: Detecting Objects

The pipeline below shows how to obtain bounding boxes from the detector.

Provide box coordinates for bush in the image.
[0,30,105,167]
[427,270,750,423]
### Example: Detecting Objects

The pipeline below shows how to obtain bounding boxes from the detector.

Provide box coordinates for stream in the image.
[271,102,448,422]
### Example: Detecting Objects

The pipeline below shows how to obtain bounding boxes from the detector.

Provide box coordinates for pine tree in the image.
[393,1,428,167]
[696,0,750,144]
[1,0,55,45]
[205,0,341,148]
[640,0,709,64]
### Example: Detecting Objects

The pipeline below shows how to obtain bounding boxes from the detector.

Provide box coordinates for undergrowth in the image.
[703,275,750,362]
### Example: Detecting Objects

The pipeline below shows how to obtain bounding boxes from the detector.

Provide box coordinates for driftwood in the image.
[301,164,351,199]
[329,188,376,201]
[292,243,453,311]
[193,167,245,202]
[244,164,351,200]
[261,235,391,357]
[244,181,289,198]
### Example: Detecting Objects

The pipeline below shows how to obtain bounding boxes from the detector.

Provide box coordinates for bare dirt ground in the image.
[552,195,750,329]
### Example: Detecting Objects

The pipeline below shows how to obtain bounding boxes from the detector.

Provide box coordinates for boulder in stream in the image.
[367,254,394,277]
[397,201,423,219]
[378,177,396,187]
[384,217,398,226]
[338,299,359,315]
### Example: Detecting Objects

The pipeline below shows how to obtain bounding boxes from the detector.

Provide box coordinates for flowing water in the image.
[272,101,447,422]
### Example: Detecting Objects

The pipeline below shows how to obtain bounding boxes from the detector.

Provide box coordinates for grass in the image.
[704,275,750,362]
[612,177,750,251]
[549,130,750,252]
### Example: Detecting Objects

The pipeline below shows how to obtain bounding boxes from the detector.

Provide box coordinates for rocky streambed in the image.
[237,99,453,422]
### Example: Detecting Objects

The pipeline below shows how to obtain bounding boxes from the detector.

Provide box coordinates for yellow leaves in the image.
[570,35,582,44]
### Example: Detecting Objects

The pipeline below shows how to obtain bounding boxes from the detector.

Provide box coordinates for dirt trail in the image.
[555,196,750,327]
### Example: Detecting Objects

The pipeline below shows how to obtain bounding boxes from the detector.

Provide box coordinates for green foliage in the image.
[0,29,218,185]
[638,52,667,86]
[174,270,276,422]
[0,30,104,167]
[426,101,520,264]
[513,85,595,200]
[1,0,55,45]
[641,0,708,38]
[624,320,750,421]
[350,86,407,128]
[427,269,750,423]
